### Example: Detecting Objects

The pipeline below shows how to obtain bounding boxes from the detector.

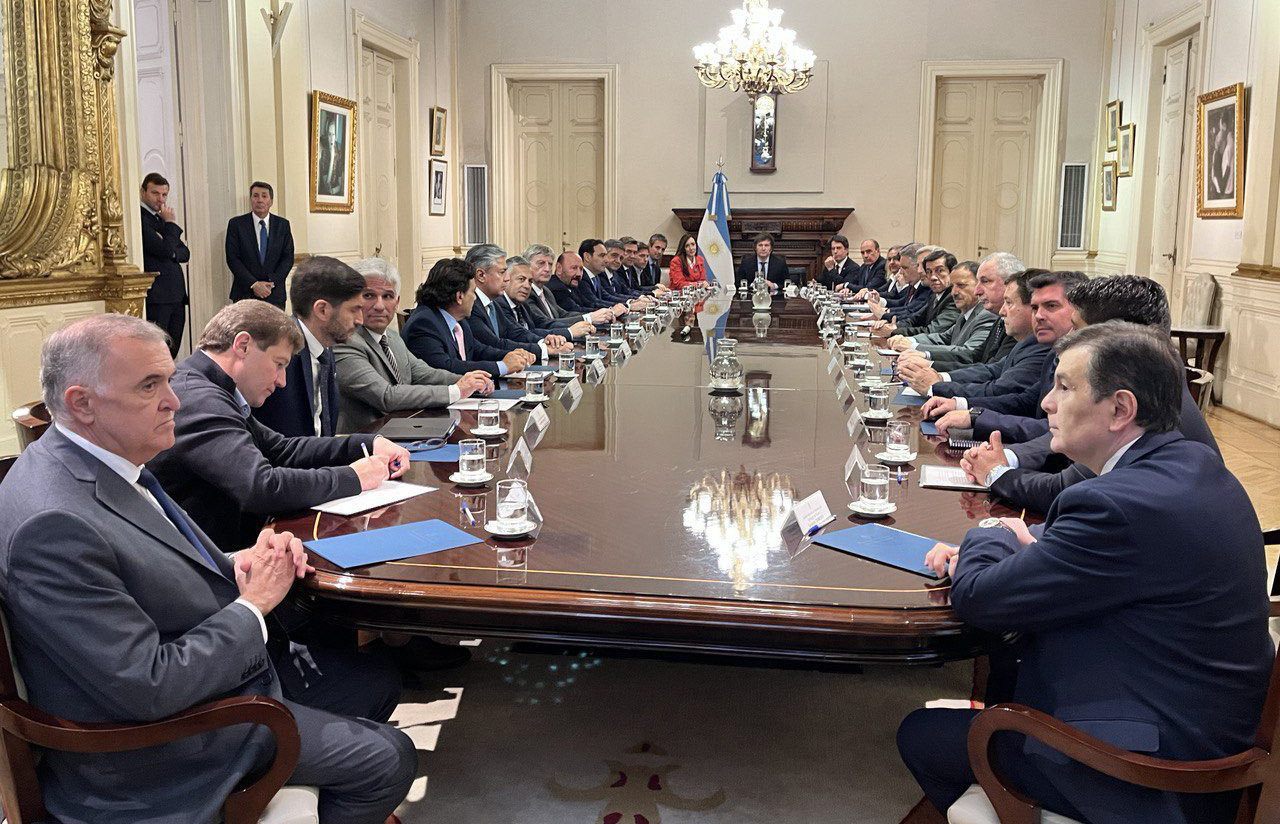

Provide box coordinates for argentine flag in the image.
[697,171,733,284]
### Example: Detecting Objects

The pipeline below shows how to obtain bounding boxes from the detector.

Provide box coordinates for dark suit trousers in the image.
[896,708,1086,820]
[146,302,185,356]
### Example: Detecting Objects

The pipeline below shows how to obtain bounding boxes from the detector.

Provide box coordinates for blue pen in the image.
[460,504,477,526]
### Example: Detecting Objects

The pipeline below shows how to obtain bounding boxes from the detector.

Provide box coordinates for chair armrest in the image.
[966,704,1268,824]
[0,694,300,824]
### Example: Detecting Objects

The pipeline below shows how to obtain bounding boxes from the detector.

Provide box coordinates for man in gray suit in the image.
[0,314,414,824]
[887,261,998,363]
[336,256,493,433]
[521,243,612,330]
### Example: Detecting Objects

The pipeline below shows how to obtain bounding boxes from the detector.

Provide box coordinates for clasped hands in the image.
[895,356,940,393]
[919,396,972,436]
[234,528,312,614]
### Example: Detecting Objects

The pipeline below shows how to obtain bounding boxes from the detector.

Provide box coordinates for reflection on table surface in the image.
[283,293,1012,662]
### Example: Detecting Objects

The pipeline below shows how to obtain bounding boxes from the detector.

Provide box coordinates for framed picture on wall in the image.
[430,106,448,157]
[309,91,357,213]
[1196,82,1245,218]
[429,158,448,216]
[1101,160,1118,211]
[750,93,777,172]
[1117,123,1136,177]
[1105,100,1122,151]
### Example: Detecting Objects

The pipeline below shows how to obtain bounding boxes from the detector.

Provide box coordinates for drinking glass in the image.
[610,323,624,341]
[458,439,486,476]
[867,387,890,414]
[844,322,859,338]
[558,352,576,374]
[524,372,545,398]
[584,335,601,358]
[860,464,891,505]
[477,399,501,431]
[885,420,912,458]
[496,479,529,524]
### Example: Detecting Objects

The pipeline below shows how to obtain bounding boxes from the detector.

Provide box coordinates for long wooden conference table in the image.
[282,294,1019,666]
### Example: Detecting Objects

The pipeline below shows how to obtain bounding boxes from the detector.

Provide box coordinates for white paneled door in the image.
[930,77,1041,262]
[1149,36,1198,298]
[361,47,399,269]
[509,80,604,255]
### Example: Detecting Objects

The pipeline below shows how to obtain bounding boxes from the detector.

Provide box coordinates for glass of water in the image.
[584,335,601,358]
[458,439,486,476]
[558,352,576,374]
[496,479,529,524]
[524,372,545,399]
[885,420,912,458]
[860,464,891,505]
[477,399,501,431]
[868,386,890,414]
[610,323,624,341]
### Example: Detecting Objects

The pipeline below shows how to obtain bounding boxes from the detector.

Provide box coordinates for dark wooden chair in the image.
[956,641,1280,824]
[1186,366,1214,411]
[10,401,50,451]
[0,608,306,823]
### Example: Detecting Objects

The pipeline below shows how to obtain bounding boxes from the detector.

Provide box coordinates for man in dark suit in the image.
[845,238,888,293]
[520,243,612,331]
[816,233,858,288]
[251,256,366,437]
[637,233,667,288]
[225,181,295,308]
[600,239,652,303]
[139,172,190,355]
[888,262,998,362]
[404,257,536,378]
[880,249,961,338]
[895,253,1024,370]
[0,313,414,824]
[735,233,791,291]
[902,322,1271,824]
[618,236,669,296]
[503,255,595,339]
[870,244,931,323]
[548,250,628,316]
[466,243,572,362]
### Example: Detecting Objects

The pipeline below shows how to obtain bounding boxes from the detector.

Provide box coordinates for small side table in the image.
[1170,325,1227,377]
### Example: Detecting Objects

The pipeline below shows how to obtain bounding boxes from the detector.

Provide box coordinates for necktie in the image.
[487,301,500,334]
[137,469,223,574]
[257,219,268,265]
[538,290,552,317]
[758,260,764,279]
[317,349,334,437]
[378,335,399,383]
[452,322,467,359]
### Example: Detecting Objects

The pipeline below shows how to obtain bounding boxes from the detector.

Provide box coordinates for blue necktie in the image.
[257,219,268,265]
[487,301,500,334]
[137,468,223,575]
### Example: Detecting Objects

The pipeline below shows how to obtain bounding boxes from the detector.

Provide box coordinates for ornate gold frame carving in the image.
[0,0,151,313]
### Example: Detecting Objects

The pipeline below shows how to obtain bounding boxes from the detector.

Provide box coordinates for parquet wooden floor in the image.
[1208,407,1280,534]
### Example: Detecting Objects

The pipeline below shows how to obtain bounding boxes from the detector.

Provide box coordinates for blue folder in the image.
[487,389,526,400]
[893,391,927,407]
[880,367,895,376]
[813,522,942,579]
[523,364,556,372]
[920,420,940,437]
[408,443,461,463]
[304,519,482,569]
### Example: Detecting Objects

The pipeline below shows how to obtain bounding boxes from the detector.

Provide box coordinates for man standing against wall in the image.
[225,181,295,309]
[139,172,190,355]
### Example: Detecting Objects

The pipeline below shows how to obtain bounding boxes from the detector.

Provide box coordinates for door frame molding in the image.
[914,59,1064,266]
[490,63,617,250]
[351,11,422,278]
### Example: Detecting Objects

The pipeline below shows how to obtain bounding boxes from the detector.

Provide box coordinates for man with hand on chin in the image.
[902,322,1270,824]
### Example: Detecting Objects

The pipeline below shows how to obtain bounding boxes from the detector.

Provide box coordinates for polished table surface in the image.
[281,294,1018,664]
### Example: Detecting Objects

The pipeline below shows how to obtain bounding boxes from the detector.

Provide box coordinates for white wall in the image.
[458,0,1107,252]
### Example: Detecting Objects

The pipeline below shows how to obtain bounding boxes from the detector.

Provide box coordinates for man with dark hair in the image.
[466,243,572,361]
[870,243,931,321]
[139,173,190,354]
[901,322,1270,824]
[734,233,791,290]
[844,238,887,294]
[225,181,295,308]
[548,251,627,316]
[250,256,366,437]
[638,234,668,288]
[897,252,1023,370]
[578,238,646,310]
[880,249,960,337]
[599,238,644,301]
[403,257,536,378]
[887,261,998,362]
[961,275,1219,512]
[817,233,855,288]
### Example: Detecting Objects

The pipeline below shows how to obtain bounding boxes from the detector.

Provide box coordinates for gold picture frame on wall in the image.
[430,106,448,156]
[309,91,357,213]
[1117,123,1136,177]
[1105,100,1122,151]
[1101,161,1118,211]
[1196,82,1246,218]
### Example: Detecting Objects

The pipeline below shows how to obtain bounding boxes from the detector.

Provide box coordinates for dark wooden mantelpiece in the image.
[672,207,854,283]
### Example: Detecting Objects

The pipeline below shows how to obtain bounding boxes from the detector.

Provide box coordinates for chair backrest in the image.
[11,402,50,451]
[0,456,16,484]
[1185,366,1213,411]
[1180,272,1218,326]
[0,606,42,824]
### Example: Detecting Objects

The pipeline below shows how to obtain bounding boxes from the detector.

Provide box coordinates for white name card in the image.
[507,437,533,475]
[844,445,867,481]
[620,340,633,358]
[525,404,550,433]
[788,490,836,535]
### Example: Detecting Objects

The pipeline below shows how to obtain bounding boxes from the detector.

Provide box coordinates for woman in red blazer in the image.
[668,233,707,289]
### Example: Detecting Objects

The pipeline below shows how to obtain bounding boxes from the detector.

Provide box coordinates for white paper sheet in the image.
[313,480,437,516]
[447,397,521,411]
[918,465,989,492]
[900,386,922,397]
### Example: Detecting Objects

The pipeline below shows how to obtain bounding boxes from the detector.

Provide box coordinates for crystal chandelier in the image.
[693,0,815,95]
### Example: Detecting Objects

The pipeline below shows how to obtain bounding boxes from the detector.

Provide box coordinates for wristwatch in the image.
[968,406,986,426]
[979,517,1013,533]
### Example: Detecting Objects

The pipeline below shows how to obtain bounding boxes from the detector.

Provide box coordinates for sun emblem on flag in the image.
[709,243,720,254]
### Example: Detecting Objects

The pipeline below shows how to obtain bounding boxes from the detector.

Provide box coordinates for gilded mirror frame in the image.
[0,0,152,312]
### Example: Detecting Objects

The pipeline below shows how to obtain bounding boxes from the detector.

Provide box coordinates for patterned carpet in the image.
[389,640,972,824]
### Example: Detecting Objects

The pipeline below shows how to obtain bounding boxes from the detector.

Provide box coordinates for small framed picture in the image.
[309,91,357,213]
[1105,100,1122,152]
[1101,160,1118,211]
[428,158,448,216]
[1196,82,1245,218]
[430,106,448,157]
[1117,123,1135,177]
[750,92,777,173]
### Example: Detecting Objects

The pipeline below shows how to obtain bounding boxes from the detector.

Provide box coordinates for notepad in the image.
[408,444,460,462]
[448,397,521,411]
[813,522,942,579]
[313,480,437,516]
[920,420,940,437]
[304,518,482,569]
[918,464,989,492]
[893,391,927,407]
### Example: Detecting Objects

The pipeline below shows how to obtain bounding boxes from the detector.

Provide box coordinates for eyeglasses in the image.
[404,437,450,451]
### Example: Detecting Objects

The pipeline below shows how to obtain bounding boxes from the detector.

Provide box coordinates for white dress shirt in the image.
[57,424,267,641]
[297,319,327,436]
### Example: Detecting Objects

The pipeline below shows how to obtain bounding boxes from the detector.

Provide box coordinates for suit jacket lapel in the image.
[295,322,317,416]
[361,326,399,381]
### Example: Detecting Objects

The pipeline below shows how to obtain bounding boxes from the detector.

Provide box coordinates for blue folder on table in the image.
[523,364,556,372]
[813,522,942,579]
[920,420,940,437]
[487,389,526,400]
[304,519,482,569]
[880,367,895,376]
[893,391,927,407]
[408,443,460,462]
